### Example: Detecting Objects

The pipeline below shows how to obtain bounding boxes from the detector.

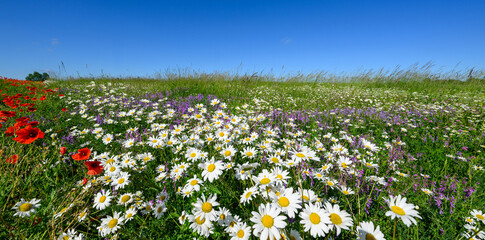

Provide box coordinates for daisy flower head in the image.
[193,193,220,222]
[221,145,237,160]
[421,188,433,196]
[242,146,258,159]
[240,186,259,204]
[185,175,203,192]
[152,202,167,219]
[94,189,112,210]
[199,158,224,183]
[471,209,485,223]
[102,133,113,145]
[253,169,276,190]
[357,221,386,240]
[12,198,41,218]
[299,202,331,238]
[299,188,318,203]
[112,172,131,190]
[230,222,251,240]
[324,202,353,236]
[118,193,134,206]
[188,214,214,238]
[384,195,421,227]
[124,208,137,222]
[100,211,124,236]
[272,167,290,187]
[270,187,301,218]
[250,203,287,240]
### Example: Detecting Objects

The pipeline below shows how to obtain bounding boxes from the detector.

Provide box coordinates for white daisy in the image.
[384,195,421,227]
[250,203,287,240]
[100,211,124,236]
[12,198,41,218]
[199,158,224,182]
[300,203,331,238]
[93,190,112,210]
[324,202,353,236]
[193,193,220,222]
[357,221,386,240]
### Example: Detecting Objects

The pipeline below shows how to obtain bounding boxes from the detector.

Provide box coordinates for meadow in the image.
[1,73,484,239]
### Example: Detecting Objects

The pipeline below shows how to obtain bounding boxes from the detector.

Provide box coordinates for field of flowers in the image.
[1,76,484,239]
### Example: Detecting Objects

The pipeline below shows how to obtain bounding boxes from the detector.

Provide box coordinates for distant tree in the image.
[26,71,49,81]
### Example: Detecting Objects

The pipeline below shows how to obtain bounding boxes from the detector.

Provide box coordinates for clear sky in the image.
[1,0,484,79]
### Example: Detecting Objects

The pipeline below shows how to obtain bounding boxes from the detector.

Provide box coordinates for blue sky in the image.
[1,0,484,79]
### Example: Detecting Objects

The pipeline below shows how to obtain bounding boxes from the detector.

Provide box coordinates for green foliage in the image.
[26,71,49,81]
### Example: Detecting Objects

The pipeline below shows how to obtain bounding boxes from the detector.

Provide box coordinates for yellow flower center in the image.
[246,152,253,157]
[157,207,163,213]
[195,216,205,225]
[118,178,125,184]
[302,195,309,201]
[99,196,107,203]
[121,195,131,203]
[310,213,321,224]
[106,159,114,164]
[391,206,405,216]
[322,166,328,170]
[278,197,290,207]
[207,164,216,172]
[366,233,376,240]
[106,138,111,141]
[296,153,305,158]
[220,214,225,220]
[329,213,342,225]
[19,203,32,212]
[224,150,231,157]
[237,229,245,238]
[126,213,133,218]
[109,166,116,172]
[260,178,271,185]
[190,180,198,186]
[477,214,484,220]
[261,215,274,228]
[276,174,283,180]
[271,157,279,163]
[190,153,196,158]
[202,202,213,213]
[167,141,173,145]
[341,163,347,168]
[245,192,252,198]
[343,191,349,195]
[196,114,202,118]
[108,219,118,228]
[327,181,334,186]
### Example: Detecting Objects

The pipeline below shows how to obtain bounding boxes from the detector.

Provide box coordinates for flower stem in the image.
[393,218,397,240]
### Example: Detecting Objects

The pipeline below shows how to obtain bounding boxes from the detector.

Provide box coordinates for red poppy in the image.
[12,125,45,144]
[84,161,103,175]
[60,147,67,155]
[40,95,46,101]
[28,121,39,127]
[4,126,15,136]
[72,148,91,161]
[6,155,18,164]
[15,117,30,123]
[82,177,88,185]
[61,108,67,112]
[0,111,16,118]
[0,118,7,123]
[27,107,37,112]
